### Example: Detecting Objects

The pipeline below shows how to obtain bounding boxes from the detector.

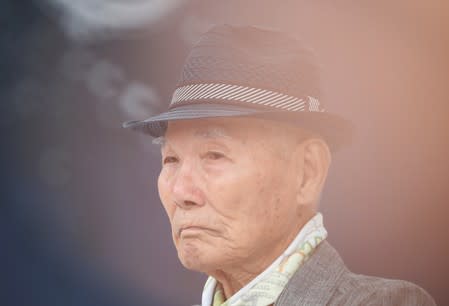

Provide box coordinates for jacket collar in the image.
[275,241,348,306]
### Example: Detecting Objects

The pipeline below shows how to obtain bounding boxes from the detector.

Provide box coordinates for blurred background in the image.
[1,0,448,305]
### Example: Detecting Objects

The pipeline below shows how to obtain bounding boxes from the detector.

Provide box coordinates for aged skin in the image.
[157,117,331,299]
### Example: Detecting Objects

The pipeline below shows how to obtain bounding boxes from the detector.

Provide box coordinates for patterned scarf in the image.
[201,213,327,306]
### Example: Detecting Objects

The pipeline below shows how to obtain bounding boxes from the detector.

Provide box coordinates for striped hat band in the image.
[170,83,325,113]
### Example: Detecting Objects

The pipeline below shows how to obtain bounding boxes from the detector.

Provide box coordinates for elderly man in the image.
[124,25,435,306]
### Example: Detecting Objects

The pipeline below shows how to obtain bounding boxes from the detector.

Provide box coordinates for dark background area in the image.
[1,1,448,305]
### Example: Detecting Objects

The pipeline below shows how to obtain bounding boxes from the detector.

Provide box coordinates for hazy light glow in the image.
[45,0,185,39]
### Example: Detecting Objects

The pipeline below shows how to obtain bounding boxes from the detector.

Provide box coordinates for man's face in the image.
[157,117,306,274]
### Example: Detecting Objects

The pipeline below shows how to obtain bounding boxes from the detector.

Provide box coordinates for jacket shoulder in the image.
[276,241,435,306]
[329,272,436,306]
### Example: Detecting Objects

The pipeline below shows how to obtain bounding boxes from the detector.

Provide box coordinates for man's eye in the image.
[205,151,225,160]
[163,156,178,164]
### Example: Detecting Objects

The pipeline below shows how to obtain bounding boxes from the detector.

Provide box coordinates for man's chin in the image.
[179,257,203,271]
[177,244,212,272]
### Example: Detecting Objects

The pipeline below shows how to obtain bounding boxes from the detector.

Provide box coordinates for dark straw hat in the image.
[123,24,352,151]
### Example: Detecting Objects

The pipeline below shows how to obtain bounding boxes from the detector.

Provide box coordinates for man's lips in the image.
[178,225,212,237]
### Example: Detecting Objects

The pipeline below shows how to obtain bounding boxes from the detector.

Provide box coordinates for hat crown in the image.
[122,24,353,153]
[177,24,322,103]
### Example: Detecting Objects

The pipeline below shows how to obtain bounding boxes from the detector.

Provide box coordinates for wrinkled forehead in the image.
[158,117,270,145]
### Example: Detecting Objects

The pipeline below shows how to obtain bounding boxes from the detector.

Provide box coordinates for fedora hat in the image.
[123,24,353,151]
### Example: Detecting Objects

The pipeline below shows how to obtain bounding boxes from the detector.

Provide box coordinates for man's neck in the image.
[211,269,258,299]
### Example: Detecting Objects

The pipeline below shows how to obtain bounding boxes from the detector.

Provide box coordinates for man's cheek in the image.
[159,197,173,221]
[157,178,174,214]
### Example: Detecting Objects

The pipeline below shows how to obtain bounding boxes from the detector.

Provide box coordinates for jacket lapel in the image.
[275,241,347,306]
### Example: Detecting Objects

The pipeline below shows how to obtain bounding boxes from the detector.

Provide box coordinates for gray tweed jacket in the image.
[276,241,436,306]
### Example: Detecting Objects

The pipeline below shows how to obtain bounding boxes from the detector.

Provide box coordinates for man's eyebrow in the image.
[152,136,166,147]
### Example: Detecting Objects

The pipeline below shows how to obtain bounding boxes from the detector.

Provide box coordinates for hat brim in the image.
[123,103,353,152]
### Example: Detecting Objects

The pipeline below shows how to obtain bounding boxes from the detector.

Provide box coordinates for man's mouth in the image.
[178,226,210,237]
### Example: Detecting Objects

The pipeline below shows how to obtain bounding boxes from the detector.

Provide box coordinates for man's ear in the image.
[296,138,331,206]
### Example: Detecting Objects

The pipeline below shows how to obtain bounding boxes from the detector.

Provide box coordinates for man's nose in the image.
[171,160,205,209]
